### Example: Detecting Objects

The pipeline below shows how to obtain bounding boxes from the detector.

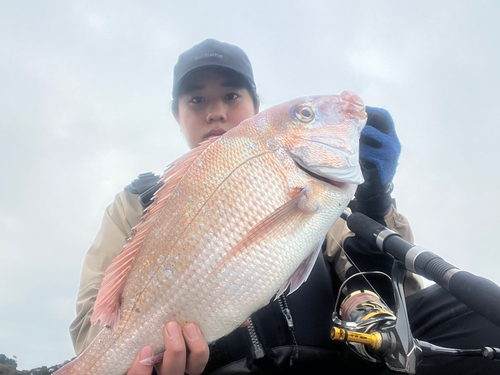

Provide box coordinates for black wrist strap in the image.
[348,194,395,224]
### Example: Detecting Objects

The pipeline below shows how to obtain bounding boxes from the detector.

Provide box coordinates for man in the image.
[70,39,499,375]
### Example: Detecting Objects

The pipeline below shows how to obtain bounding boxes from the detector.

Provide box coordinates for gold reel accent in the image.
[330,327,383,351]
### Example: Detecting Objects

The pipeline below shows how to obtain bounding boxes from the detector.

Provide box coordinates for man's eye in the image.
[225,93,239,100]
[190,97,204,104]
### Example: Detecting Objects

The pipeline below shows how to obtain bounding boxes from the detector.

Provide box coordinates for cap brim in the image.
[173,65,255,98]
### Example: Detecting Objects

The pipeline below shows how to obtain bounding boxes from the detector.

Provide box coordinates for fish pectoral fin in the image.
[275,239,323,299]
[216,187,317,272]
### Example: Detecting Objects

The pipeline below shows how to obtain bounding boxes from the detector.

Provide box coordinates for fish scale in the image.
[55,92,366,374]
[167,148,290,330]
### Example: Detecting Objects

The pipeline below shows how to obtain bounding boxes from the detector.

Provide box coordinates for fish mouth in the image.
[295,162,347,190]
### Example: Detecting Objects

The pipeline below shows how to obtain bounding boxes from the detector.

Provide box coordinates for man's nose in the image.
[206,103,227,123]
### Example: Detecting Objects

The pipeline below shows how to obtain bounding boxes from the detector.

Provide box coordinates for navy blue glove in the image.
[349,106,401,223]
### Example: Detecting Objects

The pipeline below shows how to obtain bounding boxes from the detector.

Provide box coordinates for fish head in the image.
[263,91,367,186]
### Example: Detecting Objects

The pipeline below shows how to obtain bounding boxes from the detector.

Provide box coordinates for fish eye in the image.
[296,105,314,122]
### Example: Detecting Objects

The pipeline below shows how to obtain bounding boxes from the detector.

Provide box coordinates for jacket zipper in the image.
[278,294,298,365]
[246,296,298,365]
[247,316,265,359]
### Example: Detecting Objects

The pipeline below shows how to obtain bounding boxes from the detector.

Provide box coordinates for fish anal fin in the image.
[216,187,317,271]
[91,136,221,330]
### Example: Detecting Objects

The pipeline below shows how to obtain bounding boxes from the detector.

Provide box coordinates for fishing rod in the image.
[329,210,500,373]
[341,210,500,328]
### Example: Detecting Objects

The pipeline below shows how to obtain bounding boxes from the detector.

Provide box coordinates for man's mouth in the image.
[205,128,226,139]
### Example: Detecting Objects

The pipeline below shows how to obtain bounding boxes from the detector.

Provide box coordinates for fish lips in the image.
[295,159,364,189]
[289,143,364,186]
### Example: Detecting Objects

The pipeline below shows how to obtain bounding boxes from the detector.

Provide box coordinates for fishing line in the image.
[333,270,393,315]
[330,234,391,309]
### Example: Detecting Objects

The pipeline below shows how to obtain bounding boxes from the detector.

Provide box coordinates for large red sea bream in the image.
[55,91,367,374]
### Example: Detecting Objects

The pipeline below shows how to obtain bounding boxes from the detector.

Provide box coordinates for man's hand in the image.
[349,106,401,223]
[127,321,209,375]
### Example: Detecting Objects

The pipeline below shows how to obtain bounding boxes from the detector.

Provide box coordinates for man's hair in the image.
[171,68,259,114]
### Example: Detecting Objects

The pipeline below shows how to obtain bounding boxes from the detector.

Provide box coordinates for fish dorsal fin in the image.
[91,136,221,330]
[142,136,222,220]
[216,187,317,272]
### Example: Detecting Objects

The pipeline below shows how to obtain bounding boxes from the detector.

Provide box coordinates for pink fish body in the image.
[56,91,366,374]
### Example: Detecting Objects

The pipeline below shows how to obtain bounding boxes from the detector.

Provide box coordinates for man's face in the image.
[174,70,259,149]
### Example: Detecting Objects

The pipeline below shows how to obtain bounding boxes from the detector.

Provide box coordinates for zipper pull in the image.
[247,317,265,359]
[279,295,299,366]
[253,345,265,359]
[282,307,294,331]
[279,295,295,330]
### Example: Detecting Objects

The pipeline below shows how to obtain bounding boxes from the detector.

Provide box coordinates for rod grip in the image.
[448,271,500,328]
[345,212,388,247]
[345,212,500,328]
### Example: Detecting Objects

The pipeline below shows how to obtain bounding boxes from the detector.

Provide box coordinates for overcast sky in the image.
[1,0,499,370]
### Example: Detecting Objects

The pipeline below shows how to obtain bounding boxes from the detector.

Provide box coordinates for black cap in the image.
[172,38,256,98]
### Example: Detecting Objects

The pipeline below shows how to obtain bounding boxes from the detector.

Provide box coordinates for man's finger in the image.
[126,346,154,375]
[183,323,210,375]
[158,321,187,375]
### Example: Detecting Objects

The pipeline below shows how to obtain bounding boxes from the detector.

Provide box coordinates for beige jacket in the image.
[70,189,423,355]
